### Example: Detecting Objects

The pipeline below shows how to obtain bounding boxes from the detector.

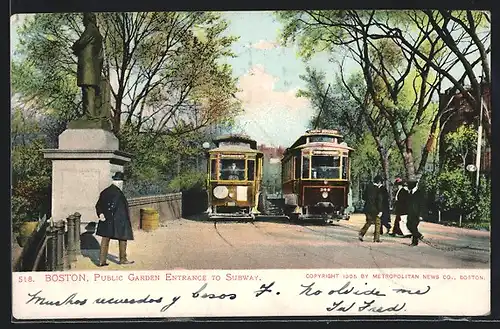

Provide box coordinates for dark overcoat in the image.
[379,185,390,224]
[95,184,134,240]
[407,189,426,223]
[72,23,103,86]
[394,187,409,215]
[363,184,383,217]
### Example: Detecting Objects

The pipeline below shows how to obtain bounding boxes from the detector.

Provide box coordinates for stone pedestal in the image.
[43,129,132,225]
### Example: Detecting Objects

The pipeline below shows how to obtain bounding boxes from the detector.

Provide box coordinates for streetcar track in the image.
[250,221,339,265]
[212,219,262,266]
[213,221,234,247]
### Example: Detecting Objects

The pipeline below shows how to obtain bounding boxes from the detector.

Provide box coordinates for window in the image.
[302,155,310,178]
[219,159,245,180]
[247,160,255,181]
[311,155,340,179]
[342,156,349,179]
[294,156,301,179]
[211,159,217,180]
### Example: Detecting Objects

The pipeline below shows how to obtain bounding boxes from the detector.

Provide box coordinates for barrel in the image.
[140,208,159,232]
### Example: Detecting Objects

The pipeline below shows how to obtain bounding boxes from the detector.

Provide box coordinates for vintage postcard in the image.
[11,10,490,320]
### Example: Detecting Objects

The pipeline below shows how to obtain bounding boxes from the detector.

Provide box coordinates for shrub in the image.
[11,139,52,232]
[434,167,476,221]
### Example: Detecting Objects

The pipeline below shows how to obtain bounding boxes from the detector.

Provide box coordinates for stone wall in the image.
[128,193,182,229]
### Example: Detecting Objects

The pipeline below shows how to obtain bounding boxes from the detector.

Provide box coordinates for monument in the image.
[43,12,132,226]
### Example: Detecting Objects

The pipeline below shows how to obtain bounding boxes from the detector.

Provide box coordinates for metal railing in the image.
[14,212,82,272]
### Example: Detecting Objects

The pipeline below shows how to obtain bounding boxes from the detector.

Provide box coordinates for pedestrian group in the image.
[359,175,425,246]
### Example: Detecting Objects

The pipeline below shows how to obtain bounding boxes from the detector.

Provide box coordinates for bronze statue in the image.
[69,13,111,130]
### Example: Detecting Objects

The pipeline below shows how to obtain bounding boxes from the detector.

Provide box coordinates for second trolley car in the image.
[281,129,354,223]
[205,134,265,220]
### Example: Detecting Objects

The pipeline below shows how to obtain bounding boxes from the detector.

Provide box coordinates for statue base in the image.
[43,129,132,225]
[67,117,112,131]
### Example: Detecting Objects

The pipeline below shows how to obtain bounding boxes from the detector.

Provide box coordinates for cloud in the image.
[250,40,280,50]
[234,64,314,147]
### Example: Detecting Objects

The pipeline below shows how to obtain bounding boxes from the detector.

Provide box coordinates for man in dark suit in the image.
[359,175,384,243]
[390,178,409,236]
[406,177,425,246]
[379,183,391,235]
[95,172,134,266]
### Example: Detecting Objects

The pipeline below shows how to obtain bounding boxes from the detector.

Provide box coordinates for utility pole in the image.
[314,84,331,129]
[474,78,484,188]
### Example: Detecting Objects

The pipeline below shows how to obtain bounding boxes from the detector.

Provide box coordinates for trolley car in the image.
[206,134,265,220]
[281,129,354,223]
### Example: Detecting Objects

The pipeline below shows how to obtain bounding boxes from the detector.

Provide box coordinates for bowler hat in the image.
[112,172,126,181]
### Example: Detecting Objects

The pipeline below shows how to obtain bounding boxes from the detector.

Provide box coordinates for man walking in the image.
[95,172,134,266]
[390,178,410,237]
[407,177,425,246]
[359,175,384,243]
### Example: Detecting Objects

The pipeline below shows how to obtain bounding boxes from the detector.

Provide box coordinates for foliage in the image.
[469,176,491,223]
[443,125,477,168]
[12,12,241,205]
[11,108,52,232]
[12,12,241,138]
[276,9,490,180]
[432,167,476,218]
[168,170,206,192]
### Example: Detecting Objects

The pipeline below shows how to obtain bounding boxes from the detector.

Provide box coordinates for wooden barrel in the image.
[140,208,159,232]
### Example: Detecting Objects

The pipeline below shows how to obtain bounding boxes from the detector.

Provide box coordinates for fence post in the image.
[46,227,57,271]
[66,215,77,263]
[74,212,82,255]
[54,221,66,271]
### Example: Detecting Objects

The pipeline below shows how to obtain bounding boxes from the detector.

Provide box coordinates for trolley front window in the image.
[219,159,246,180]
[311,155,340,179]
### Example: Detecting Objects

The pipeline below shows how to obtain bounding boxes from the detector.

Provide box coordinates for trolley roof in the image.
[284,129,354,156]
[209,134,262,155]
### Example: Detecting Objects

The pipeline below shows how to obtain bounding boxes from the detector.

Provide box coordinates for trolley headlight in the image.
[213,186,229,199]
[321,191,329,199]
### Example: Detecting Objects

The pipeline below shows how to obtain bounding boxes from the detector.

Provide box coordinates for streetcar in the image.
[281,129,354,223]
[205,134,265,221]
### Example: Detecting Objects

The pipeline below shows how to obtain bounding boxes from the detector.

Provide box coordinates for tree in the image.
[443,125,477,170]
[373,10,491,144]
[11,107,52,232]
[278,10,446,177]
[12,12,241,140]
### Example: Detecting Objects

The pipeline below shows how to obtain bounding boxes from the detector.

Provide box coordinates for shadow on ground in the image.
[79,222,120,266]
[183,212,345,227]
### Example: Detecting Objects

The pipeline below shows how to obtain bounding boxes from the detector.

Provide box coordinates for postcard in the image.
[11,10,491,320]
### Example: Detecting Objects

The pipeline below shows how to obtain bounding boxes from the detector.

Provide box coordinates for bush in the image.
[434,168,477,221]
[469,176,491,223]
[11,139,52,232]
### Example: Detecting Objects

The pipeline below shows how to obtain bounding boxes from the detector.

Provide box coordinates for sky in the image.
[10,11,489,148]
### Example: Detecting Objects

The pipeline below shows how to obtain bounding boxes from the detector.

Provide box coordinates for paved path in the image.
[71,214,490,271]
